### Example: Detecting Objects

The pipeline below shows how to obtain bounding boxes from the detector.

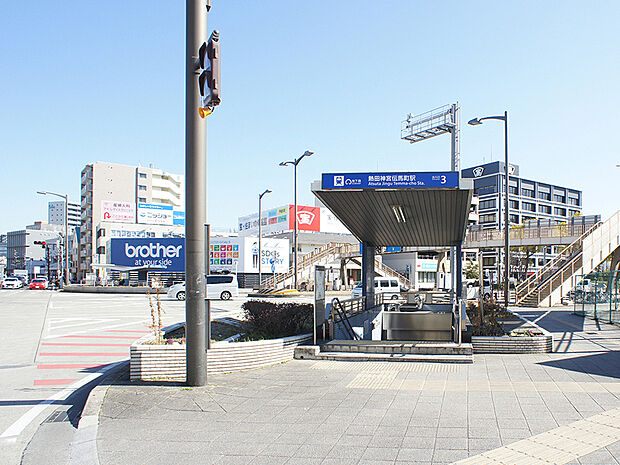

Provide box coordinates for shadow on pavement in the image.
[538,350,620,380]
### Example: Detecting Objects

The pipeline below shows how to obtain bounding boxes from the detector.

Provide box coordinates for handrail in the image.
[517,222,599,294]
[331,297,360,340]
[515,221,600,304]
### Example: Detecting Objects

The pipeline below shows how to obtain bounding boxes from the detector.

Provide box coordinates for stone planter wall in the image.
[471,334,553,354]
[130,333,312,382]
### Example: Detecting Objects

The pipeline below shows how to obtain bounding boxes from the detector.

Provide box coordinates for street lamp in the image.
[468,111,509,310]
[258,188,272,289]
[279,150,314,289]
[37,190,69,286]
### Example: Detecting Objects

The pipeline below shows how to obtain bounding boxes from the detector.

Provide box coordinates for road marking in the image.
[33,379,77,386]
[41,343,131,347]
[37,364,106,370]
[39,352,127,357]
[44,319,151,339]
[50,335,140,340]
[105,329,151,333]
[48,318,119,331]
[0,361,123,441]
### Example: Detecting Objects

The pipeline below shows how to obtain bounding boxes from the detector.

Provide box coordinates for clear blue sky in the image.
[2,1,619,233]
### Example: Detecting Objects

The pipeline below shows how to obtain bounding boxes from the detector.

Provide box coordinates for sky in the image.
[1,1,619,234]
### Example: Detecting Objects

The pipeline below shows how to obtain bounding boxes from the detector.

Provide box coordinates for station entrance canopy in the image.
[313,171,473,247]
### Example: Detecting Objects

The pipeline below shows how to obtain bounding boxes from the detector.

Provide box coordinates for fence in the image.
[573,271,620,326]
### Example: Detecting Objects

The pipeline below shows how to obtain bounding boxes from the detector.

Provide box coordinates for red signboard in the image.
[289,205,320,232]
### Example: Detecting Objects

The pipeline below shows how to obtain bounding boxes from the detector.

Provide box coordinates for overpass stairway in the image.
[516,211,620,307]
[262,242,412,290]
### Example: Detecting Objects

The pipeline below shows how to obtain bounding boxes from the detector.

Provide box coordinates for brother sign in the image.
[110,238,185,272]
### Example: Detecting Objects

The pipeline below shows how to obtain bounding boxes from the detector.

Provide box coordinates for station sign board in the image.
[321,172,459,189]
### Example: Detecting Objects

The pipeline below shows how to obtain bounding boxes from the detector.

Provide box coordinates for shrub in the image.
[466,301,507,336]
[241,300,314,339]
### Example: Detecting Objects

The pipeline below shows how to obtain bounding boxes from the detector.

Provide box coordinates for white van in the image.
[167,274,239,301]
[351,277,401,300]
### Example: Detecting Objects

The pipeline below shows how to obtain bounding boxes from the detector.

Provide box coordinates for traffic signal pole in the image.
[185,0,209,386]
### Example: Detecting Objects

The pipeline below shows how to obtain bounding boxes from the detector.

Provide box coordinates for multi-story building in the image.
[79,162,184,281]
[6,222,64,279]
[48,200,81,228]
[461,161,583,276]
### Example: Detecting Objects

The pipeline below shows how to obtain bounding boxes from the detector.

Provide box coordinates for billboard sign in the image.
[110,238,184,271]
[137,203,173,225]
[289,205,320,232]
[101,201,135,223]
[321,172,459,189]
[210,237,289,273]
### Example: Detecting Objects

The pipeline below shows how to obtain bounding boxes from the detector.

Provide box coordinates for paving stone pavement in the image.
[96,308,620,464]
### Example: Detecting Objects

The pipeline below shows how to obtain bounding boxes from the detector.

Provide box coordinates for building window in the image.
[554,207,566,216]
[522,189,535,198]
[479,213,496,224]
[509,200,519,210]
[539,204,552,214]
[483,257,496,267]
[568,197,580,206]
[138,185,147,191]
[479,199,496,210]
[139,173,147,179]
[477,186,497,195]
[569,210,579,217]
[553,194,565,203]
[418,272,436,283]
[509,214,519,224]
[97,246,105,254]
[538,191,551,201]
[522,202,535,212]
[138,197,146,202]
[96,228,105,238]
[509,186,519,195]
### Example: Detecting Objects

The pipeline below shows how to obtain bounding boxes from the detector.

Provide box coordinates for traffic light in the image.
[34,241,46,248]
[197,30,221,117]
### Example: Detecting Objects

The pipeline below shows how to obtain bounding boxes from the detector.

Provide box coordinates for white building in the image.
[79,162,185,281]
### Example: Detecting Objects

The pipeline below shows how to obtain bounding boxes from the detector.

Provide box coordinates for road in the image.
[0,289,249,465]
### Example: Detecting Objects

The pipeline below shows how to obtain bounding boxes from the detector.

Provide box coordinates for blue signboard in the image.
[322,171,459,189]
[110,238,184,272]
[385,247,402,253]
[173,210,185,226]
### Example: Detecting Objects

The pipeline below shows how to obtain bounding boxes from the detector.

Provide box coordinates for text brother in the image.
[125,243,182,259]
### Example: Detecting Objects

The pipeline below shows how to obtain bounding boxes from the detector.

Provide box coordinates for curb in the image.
[69,361,128,465]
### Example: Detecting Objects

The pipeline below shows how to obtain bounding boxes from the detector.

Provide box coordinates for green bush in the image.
[466,301,507,336]
[241,300,314,339]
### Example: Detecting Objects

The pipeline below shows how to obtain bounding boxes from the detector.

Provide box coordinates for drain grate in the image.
[44,409,70,423]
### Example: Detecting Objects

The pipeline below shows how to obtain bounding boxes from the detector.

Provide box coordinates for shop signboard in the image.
[110,238,184,271]
[137,203,174,225]
[101,201,135,223]
[321,171,459,189]
[209,237,289,273]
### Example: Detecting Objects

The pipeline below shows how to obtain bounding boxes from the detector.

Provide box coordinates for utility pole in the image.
[185,0,209,386]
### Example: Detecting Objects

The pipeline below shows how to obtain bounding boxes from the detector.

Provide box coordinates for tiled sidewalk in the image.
[96,308,620,464]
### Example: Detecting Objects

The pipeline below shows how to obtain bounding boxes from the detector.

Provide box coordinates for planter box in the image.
[471,334,552,354]
[130,333,312,382]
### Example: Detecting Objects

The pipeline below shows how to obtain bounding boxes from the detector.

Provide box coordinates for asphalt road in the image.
[0,289,255,465]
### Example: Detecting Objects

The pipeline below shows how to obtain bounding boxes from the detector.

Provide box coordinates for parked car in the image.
[1,277,24,289]
[352,277,402,300]
[29,278,49,290]
[167,274,239,301]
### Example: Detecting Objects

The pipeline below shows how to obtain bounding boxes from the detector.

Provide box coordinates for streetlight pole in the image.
[468,111,510,310]
[185,0,209,387]
[37,191,69,286]
[279,150,313,289]
[258,189,272,289]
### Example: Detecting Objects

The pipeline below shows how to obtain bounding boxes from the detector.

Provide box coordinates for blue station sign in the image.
[321,171,459,189]
[110,238,184,272]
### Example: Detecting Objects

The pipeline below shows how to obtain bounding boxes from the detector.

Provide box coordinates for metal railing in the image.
[466,215,600,245]
[516,221,601,305]
[330,297,361,340]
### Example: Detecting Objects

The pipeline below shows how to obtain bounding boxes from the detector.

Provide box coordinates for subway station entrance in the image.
[305,170,475,362]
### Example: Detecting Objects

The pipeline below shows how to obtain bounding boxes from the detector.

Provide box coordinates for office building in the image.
[6,222,64,279]
[79,162,185,281]
[48,200,81,228]
[461,161,583,275]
